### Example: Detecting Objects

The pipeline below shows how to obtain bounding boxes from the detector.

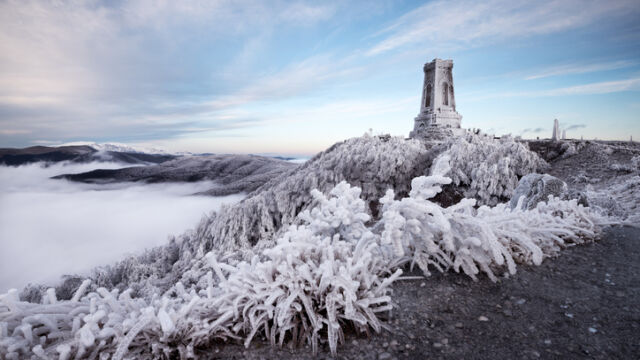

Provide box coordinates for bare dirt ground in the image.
[202,225,639,360]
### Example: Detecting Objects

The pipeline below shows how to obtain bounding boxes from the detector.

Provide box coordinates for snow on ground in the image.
[0,162,244,292]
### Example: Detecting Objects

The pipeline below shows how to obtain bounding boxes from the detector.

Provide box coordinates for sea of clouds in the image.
[0,161,244,293]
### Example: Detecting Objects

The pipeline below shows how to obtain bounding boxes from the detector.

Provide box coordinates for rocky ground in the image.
[200,225,639,360]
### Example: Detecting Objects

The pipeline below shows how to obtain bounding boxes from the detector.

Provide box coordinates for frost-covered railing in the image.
[0,167,599,359]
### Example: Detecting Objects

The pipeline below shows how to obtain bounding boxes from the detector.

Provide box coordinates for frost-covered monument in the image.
[409,58,463,139]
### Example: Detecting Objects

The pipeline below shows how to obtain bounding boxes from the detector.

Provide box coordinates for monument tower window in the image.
[424,84,432,107]
[442,82,449,106]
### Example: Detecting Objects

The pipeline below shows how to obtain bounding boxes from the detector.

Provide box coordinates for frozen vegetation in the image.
[435,133,547,205]
[81,133,545,297]
[2,132,626,358]
[0,145,601,358]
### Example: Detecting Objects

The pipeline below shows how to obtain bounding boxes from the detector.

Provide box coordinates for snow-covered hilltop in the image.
[3,131,621,359]
[3,129,640,358]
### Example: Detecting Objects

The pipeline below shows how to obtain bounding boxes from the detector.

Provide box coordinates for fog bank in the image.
[0,162,243,292]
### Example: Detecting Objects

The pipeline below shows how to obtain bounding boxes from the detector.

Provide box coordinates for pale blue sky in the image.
[1,0,639,155]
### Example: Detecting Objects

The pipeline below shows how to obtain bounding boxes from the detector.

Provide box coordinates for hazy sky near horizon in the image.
[1,0,639,155]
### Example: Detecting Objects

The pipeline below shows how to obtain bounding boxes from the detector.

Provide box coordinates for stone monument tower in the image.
[552,119,560,141]
[410,58,463,139]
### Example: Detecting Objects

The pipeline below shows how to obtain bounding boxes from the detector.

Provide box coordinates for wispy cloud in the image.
[0,129,30,135]
[208,55,364,110]
[1,0,638,148]
[0,0,344,145]
[470,77,640,101]
[367,0,639,56]
[565,124,586,130]
[521,127,546,135]
[279,3,336,25]
[541,77,640,96]
[525,60,636,80]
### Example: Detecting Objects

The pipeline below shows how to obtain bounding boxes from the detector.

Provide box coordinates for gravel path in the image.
[203,225,640,359]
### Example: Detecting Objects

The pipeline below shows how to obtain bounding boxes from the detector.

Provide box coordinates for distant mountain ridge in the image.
[54,154,299,196]
[60,142,175,155]
[0,145,177,166]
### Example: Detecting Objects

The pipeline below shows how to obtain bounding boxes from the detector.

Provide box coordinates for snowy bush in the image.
[209,183,401,356]
[1,168,603,358]
[0,181,400,359]
[49,135,432,299]
[433,133,547,205]
[379,157,597,282]
[73,134,546,296]
[206,134,433,253]
[559,142,579,159]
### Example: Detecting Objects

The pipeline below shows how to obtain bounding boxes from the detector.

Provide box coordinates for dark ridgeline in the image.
[0,145,176,166]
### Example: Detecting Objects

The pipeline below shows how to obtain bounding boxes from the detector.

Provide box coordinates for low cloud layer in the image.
[0,162,243,292]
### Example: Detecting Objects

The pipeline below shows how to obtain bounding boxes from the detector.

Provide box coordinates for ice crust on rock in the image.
[509,173,568,210]
[0,169,602,358]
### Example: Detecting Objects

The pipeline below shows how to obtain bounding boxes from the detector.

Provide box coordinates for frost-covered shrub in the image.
[89,239,181,296]
[207,134,432,252]
[560,142,578,159]
[208,183,401,356]
[78,133,548,296]
[379,159,598,282]
[0,181,401,359]
[432,133,547,205]
[1,161,603,359]
[57,135,431,298]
